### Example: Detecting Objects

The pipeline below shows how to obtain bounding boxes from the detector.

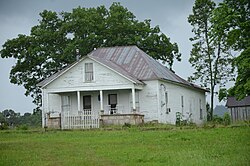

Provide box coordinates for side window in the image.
[181,96,184,114]
[85,63,93,82]
[165,92,168,105]
[199,99,203,120]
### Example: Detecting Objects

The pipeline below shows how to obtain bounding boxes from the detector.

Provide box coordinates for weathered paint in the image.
[40,46,207,128]
[228,107,250,123]
[139,80,159,122]
[157,80,206,125]
[45,58,134,91]
[101,114,144,125]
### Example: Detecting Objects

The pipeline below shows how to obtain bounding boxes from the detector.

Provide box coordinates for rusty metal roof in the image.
[89,46,207,91]
[226,96,250,107]
[38,46,207,92]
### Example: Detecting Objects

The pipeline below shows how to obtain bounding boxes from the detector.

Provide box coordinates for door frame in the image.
[108,94,118,114]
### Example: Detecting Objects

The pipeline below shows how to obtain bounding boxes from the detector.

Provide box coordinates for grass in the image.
[0,126,249,166]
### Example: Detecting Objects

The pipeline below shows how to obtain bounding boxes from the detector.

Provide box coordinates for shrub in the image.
[213,115,223,124]
[17,125,28,130]
[0,123,8,130]
[123,123,131,128]
[223,112,231,126]
[176,112,181,126]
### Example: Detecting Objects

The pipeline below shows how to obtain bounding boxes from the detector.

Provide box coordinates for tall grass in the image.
[0,126,249,166]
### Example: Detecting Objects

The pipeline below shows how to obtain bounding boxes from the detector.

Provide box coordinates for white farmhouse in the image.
[38,46,208,129]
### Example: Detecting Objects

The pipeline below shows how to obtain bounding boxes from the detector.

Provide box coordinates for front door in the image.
[83,95,91,113]
[108,94,117,114]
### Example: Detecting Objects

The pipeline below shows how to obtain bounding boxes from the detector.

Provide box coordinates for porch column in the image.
[100,90,104,113]
[77,91,80,112]
[132,87,136,113]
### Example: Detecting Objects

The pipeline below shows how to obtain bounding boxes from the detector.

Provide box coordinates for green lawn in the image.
[0,126,249,166]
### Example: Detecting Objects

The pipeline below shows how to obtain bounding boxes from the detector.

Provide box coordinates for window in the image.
[181,96,184,114]
[165,92,170,113]
[85,63,93,82]
[62,96,70,112]
[181,96,184,107]
[165,92,168,105]
[199,99,203,120]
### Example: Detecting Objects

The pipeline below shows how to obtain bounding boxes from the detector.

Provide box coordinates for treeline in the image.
[0,109,41,130]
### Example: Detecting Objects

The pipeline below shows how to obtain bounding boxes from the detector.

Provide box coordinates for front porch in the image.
[46,111,144,129]
[43,87,144,129]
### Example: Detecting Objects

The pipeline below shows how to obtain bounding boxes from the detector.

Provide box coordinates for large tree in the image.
[1,3,181,110]
[215,0,250,100]
[188,0,234,120]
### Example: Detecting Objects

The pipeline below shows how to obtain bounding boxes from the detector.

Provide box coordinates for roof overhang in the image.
[37,56,88,88]
[159,78,209,93]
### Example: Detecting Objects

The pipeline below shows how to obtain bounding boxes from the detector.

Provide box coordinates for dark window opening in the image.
[108,94,117,114]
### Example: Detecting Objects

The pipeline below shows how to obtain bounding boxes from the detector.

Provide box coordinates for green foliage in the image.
[223,112,231,125]
[213,0,250,99]
[218,88,228,102]
[0,3,181,109]
[206,102,212,121]
[214,0,250,51]
[228,48,250,99]
[2,109,20,126]
[0,127,249,165]
[212,113,231,126]
[175,112,181,126]
[188,0,235,119]
[16,125,28,130]
[0,112,6,123]
[212,115,224,124]
[0,109,41,129]
[0,123,8,130]
[122,123,131,128]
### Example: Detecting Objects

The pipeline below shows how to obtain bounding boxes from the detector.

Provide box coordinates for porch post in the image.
[100,90,104,114]
[132,87,136,113]
[77,91,80,112]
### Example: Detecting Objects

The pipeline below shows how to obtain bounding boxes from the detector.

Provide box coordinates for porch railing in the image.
[61,109,99,129]
[104,105,140,114]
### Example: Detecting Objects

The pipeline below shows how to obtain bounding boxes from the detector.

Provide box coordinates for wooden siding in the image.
[45,58,134,91]
[139,80,159,122]
[41,57,207,127]
[229,106,250,123]
[157,80,206,125]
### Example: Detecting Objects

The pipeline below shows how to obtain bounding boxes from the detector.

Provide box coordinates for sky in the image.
[0,0,226,114]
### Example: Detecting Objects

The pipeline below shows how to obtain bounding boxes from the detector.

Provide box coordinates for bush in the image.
[0,123,8,130]
[211,113,231,126]
[223,112,231,126]
[17,125,28,130]
[213,115,223,124]
[122,123,131,128]
[176,112,181,126]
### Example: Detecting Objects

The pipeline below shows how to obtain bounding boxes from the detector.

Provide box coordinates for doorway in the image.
[108,94,117,114]
[83,95,91,110]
